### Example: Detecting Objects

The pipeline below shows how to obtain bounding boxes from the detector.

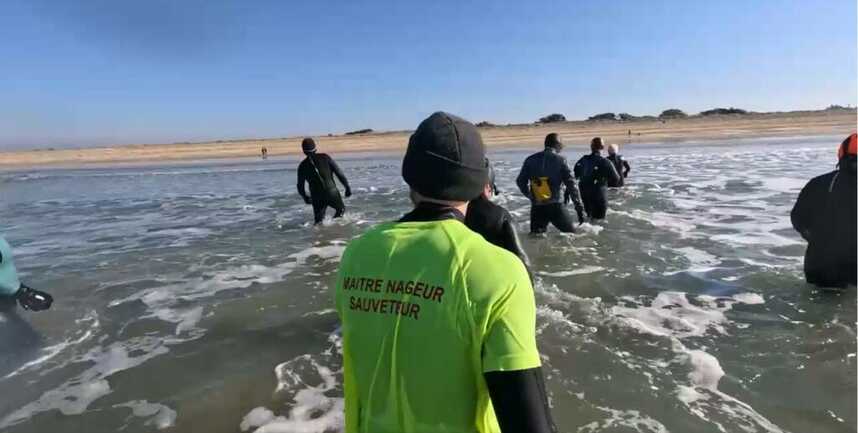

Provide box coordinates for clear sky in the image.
[1,0,855,149]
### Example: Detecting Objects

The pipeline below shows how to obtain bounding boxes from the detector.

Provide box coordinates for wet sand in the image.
[1,110,854,169]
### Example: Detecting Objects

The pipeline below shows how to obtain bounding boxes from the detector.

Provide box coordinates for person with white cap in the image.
[606,143,631,187]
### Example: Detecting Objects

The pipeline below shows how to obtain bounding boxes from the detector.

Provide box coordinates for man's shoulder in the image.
[458,228,527,275]
[806,170,839,190]
[551,152,568,163]
[524,152,542,163]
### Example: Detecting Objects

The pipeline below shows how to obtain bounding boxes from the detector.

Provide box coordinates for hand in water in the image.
[16,285,53,311]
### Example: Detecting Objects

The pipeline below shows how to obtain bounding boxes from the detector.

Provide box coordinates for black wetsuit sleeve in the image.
[297,160,309,201]
[484,368,558,433]
[573,157,583,179]
[516,161,531,198]
[602,158,621,186]
[622,158,631,178]
[791,179,819,241]
[561,159,585,217]
[327,156,350,190]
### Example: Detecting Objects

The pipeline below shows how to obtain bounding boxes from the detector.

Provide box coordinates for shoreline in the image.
[1,110,854,170]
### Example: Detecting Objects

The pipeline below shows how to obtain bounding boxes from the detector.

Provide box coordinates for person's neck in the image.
[592,150,601,155]
[416,199,468,216]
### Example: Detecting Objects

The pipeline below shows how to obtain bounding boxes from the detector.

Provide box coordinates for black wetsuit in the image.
[465,195,531,271]
[606,153,631,187]
[297,153,351,224]
[400,202,557,433]
[516,148,585,233]
[574,152,621,220]
[791,161,857,288]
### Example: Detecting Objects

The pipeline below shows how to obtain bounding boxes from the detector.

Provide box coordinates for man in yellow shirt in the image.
[335,112,556,433]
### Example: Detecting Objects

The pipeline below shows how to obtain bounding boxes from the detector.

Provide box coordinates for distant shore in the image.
[1,110,855,170]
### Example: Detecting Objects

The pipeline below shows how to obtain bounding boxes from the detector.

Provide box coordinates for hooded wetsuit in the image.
[574,152,621,219]
[516,148,584,233]
[297,153,351,224]
[791,160,857,288]
[606,153,631,187]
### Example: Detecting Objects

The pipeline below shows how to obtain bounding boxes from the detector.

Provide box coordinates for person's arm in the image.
[603,158,621,186]
[622,158,631,178]
[573,158,582,179]
[791,180,818,241]
[498,216,531,273]
[327,156,352,197]
[297,161,311,204]
[516,161,531,199]
[0,238,52,311]
[481,262,556,433]
[561,159,585,223]
[485,368,557,433]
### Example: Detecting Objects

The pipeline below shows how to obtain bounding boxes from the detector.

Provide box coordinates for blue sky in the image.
[1,0,855,149]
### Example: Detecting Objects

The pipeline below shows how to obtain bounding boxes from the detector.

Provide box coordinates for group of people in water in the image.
[0,111,854,433]
[297,112,858,433]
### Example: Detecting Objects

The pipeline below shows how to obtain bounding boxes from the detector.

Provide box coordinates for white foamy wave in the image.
[115,400,177,430]
[538,266,605,278]
[578,406,669,433]
[2,311,100,380]
[664,247,723,275]
[288,243,346,265]
[613,291,784,432]
[243,333,344,433]
[1,336,170,427]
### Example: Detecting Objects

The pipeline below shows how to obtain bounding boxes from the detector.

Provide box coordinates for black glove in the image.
[563,191,571,205]
[302,196,311,205]
[16,285,53,311]
[344,187,352,198]
[576,208,585,225]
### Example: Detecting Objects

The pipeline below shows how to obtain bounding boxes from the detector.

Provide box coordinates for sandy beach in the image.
[1,110,854,169]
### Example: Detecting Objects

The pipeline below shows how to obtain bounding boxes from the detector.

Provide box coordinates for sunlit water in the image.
[0,135,854,433]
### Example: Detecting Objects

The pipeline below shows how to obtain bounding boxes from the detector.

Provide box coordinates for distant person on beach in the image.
[574,137,621,220]
[261,147,268,159]
[335,112,555,433]
[516,133,585,233]
[606,143,631,187]
[0,237,53,312]
[466,158,531,270]
[296,138,352,225]
[791,133,857,288]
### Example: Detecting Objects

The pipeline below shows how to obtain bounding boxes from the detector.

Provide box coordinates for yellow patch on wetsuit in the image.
[531,176,552,203]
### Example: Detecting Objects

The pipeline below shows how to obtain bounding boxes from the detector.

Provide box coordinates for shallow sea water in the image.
[0,135,854,433]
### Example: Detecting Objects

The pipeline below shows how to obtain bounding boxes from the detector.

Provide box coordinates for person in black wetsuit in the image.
[574,137,621,220]
[296,138,352,224]
[516,133,585,234]
[466,159,531,270]
[606,143,631,187]
[791,133,857,288]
